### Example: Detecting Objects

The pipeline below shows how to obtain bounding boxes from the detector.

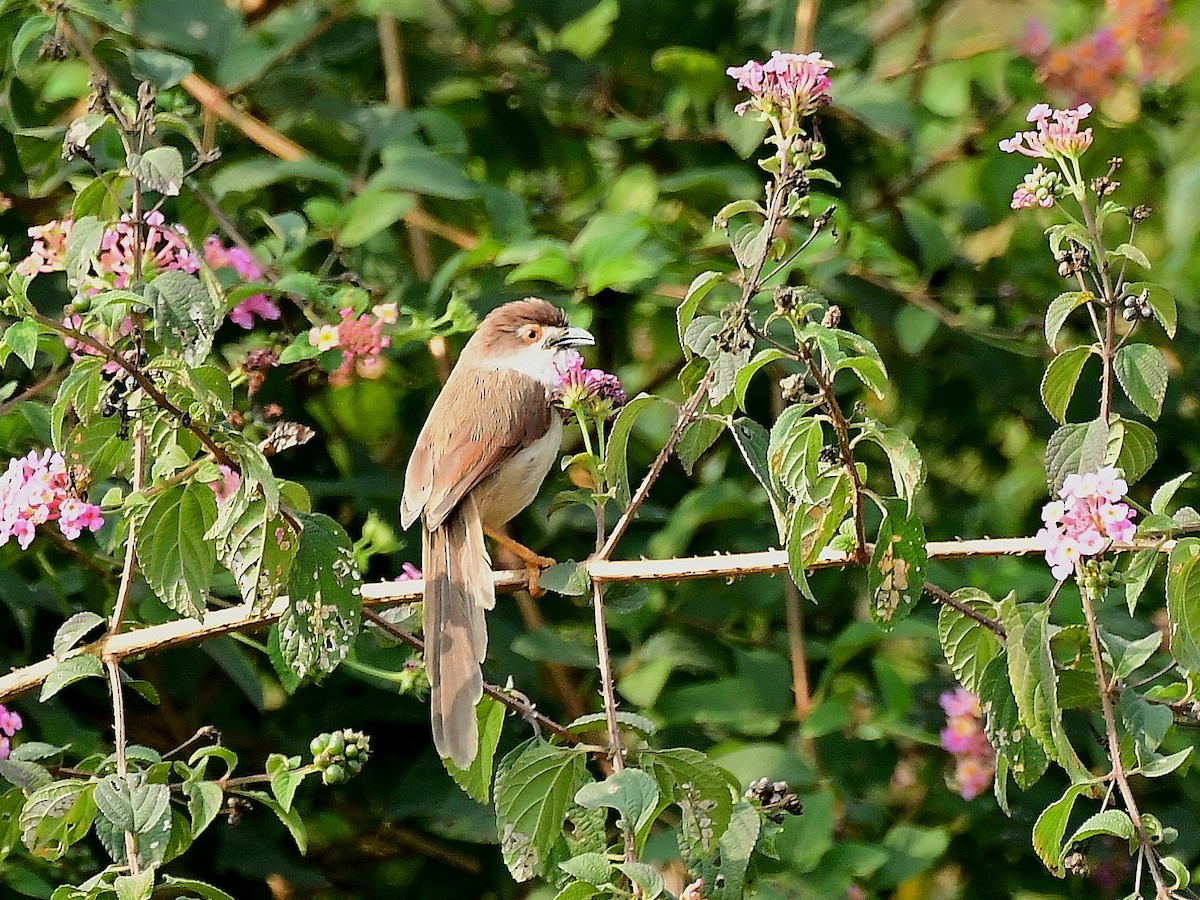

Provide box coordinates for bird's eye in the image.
[521,325,541,342]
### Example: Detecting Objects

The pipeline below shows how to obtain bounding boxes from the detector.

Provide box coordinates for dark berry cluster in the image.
[310,728,371,785]
[1121,288,1152,322]
[745,777,803,821]
[1078,558,1120,596]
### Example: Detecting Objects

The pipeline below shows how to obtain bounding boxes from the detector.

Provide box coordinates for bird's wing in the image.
[401,366,554,531]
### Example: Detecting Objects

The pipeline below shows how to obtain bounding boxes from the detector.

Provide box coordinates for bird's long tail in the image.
[423,496,494,768]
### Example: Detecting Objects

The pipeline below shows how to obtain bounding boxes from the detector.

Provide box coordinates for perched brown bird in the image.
[400,299,594,767]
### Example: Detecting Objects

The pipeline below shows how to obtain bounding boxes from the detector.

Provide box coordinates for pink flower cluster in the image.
[15,219,73,276]
[203,236,281,330]
[939,687,995,801]
[396,562,422,581]
[209,465,241,504]
[680,878,704,900]
[1010,163,1063,210]
[552,349,626,417]
[98,211,199,287]
[0,704,22,759]
[999,103,1094,160]
[0,450,104,550]
[307,304,397,388]
[727,50,833,132]
[1036,467,1135,580]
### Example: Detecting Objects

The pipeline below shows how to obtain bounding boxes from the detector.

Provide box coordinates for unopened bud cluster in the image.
[745,777,803,821]
[1121,288,1152,322]
[1011,163,1064,209]
[310,728,371,785]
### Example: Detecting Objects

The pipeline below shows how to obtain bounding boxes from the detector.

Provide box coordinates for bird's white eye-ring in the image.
[521,325,541,343]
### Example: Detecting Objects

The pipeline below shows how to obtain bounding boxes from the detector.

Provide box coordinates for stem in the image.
[109,421,146,634]
[104,658,140,873]
[1079,198,1118,423]
[591,501,635,864]
[1080,584,1170,900]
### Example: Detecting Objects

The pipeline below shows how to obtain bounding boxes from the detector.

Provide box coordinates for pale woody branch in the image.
[0,535,1177,704]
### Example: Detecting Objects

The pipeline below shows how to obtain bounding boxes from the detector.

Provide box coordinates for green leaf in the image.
[65,216,105,291]
[1109,416,1157,485]
[869,500,926,630]
[1100,630,1161,680]
[788,472,852,575]
[615,861,664,900]
[553,884,598,900]
[730,417,789,542]
[213,491,295,612]
[1044,291,1094,348]
[1161,856,1191,890]
[338,189,415,247]
[494,739,590,882]
[1124,547,1162,614]
[3,320,39,369]
[977,655,1048,801]
[677,417,725,475]
[0,759,53,793]
[147,271,224,365]
[712,801,761,899]
[114,869,154,900]
[40,654,104,701]
[769,405,823,497]
[998,596,1087,781]
[183,781,223,838]
[604,393,667,507]
[1110,241,1150,271]
[1114,343,1168,420]
[733,348,787,411]
[566,711,658,738]
[237,789,307,854]
[557,0,619,60]
[19,780,96,861]
[1166,538,1200,675]
[641,747,737,852]
[445,695,506,804]
[130,48,193,88]
[135,482,219,619]
[279,513,363,679]
[1152,472,1191,515]
[559,851,612,886]
[93,774,169,836]
[1040,346,1093,424]
[835,355,888,399]
[131,146,184,196]
[575,768,660,844]
[157,878,235,900]
[1044,418,1108,495]
[1140,746,1192,778]
[52,611,105,659]
[266,754,308,813]
[1064,809,1135,852]
[858,420,925,505]
[1031,784,1087,876]
[936,589,1002,694]
[539,561,590,596]
[677,271,724,352]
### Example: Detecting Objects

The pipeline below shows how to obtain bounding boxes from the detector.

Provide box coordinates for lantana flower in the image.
[0,704,22,759]
[938,687,995,800]
[0,450,104,550]
[727,50,833,136]
[999,103,1094,160]
[1035,466,1135,580]
[1011,163,1064,209]
[204,235,281,329]
[552,349,626,419]
[97,210,199,287]
[15,219,73,276]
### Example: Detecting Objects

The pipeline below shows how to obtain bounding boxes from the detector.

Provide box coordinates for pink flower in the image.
[96,211,199,288]
[552,349,626,416]
[937,685,995,800]
[204,236,280,330]
[325,308,392,388]
[727,50,833,133]
[0,736,8,759]
[999,103,1094,160]
[955,756,994,800]
[938,687,980,719]
[229,294,281,330]
[681,878,705,900]
[396,562,422,581]
[0,449,104,549]
[1038,467,1136,578]
[209,465,241,504]
[0,706,22,737]
[16,219,73,277]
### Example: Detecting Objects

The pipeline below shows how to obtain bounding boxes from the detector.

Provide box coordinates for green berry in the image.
[323,764,345,785]
[310,734,329,756]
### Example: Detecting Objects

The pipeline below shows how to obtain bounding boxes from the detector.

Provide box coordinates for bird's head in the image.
[469,298,594,385]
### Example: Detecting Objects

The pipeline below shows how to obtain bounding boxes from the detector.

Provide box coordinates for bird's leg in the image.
[483,526,555,597]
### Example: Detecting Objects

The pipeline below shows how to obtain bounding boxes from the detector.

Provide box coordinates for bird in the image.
[400,298,595,767]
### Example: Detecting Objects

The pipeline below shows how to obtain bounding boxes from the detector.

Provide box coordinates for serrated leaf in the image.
[3,320,39,369]
[237,789,306,854]
[677,271,724,351]
[1114,343,1168,420]
[575,768,660,841]
[733,348,787,411]
[114,869,154,900]
[19,779,95,861]
[445,695,506,804]
[52,611,105,659]
[1166,539,1200,675]
[769,406,822,497]
[1124,547,1161,613]
[135,483,219,619]
[1044,291,1093,348]
[1125,281,1176,338]
[1152,472,1191,515]
[1110,416,1157,485]
[1161,855,1191,890]
[1111,241,1150,271]
[266,754,307,813]
[713,801,760,899]
[859,420,925,506]
[132,146,184,196]
[1045,418,1108,495]
[559,851,612,886]
[566,710,658,738]
[495,739,590,882]
[147,271,223,365]
[869,500,926,630]
[65,216,105,291]
[0,759,53,792]
[641,747,737,852]
[937,589,1002,694]
[94,774,169,836]
[183,781,223,838]
[278,513,362,679]
[616,861,664,899]
[977,655,1048,800]
[604,393,667,508]
[1139,746,1191,777]
[1064,809,1135,852]
[677,416,725,474]
[1100,630,1161,681]
[1040,346,1093,424]
[214,492,295,612]
[40,654,104,701]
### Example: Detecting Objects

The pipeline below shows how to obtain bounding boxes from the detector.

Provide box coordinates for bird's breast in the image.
[472,415,563,527]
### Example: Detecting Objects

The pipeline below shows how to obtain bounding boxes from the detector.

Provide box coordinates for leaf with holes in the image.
[135,482,219,619]
[977,656,1048,807]
[1040,346,1093,424]
[869,500,926,630]
[1114,343,1168,420]
[214,491,296,612]
[278,513,362,679]
[640,747,737,854]
[769,405,823,497]
[19,780,95,861]
[495,739,590,882]
[147,270,224,365]
[574,768,660,850]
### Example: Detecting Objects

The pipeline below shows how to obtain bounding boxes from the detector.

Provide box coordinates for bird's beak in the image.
[548,325,595,348]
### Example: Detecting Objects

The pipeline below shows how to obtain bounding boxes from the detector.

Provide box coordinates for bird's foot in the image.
[483,526,554,597]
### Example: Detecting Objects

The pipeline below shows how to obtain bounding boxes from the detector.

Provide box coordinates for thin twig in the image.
[104,658,140,872]
[922,581,1005,638]
[0,367,67,418]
